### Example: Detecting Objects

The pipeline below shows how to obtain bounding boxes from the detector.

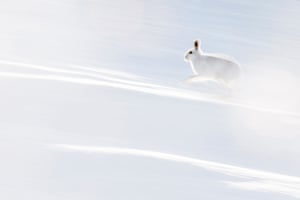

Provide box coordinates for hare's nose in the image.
[184,55,188,61]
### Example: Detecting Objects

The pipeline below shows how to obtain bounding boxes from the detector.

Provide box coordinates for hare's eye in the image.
[189,51,193,54]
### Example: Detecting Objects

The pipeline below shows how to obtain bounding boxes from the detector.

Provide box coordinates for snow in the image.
[0,0,300,199]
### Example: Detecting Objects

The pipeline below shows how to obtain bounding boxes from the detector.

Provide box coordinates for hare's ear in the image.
[194,40,200,50]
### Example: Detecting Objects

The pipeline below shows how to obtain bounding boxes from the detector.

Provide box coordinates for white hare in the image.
[184,39,241,85]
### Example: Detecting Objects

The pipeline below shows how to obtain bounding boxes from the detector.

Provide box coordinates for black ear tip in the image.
[194,39,199,49]
[194,39,200,44]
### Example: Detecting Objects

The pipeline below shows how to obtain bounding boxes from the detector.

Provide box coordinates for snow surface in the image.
[0,0,300,199]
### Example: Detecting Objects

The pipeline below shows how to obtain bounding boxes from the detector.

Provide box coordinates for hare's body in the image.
[184,40,241,85]
[190,53,241,83]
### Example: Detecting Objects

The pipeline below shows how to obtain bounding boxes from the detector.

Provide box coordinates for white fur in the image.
[184,40,241,85]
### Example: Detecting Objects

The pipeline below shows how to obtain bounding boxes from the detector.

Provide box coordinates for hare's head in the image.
[184,39,201,62]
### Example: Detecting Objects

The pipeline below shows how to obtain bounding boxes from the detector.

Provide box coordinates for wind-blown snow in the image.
[1,60,299,118]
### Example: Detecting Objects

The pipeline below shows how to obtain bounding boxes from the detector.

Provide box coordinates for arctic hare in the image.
[184,40,241,85]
